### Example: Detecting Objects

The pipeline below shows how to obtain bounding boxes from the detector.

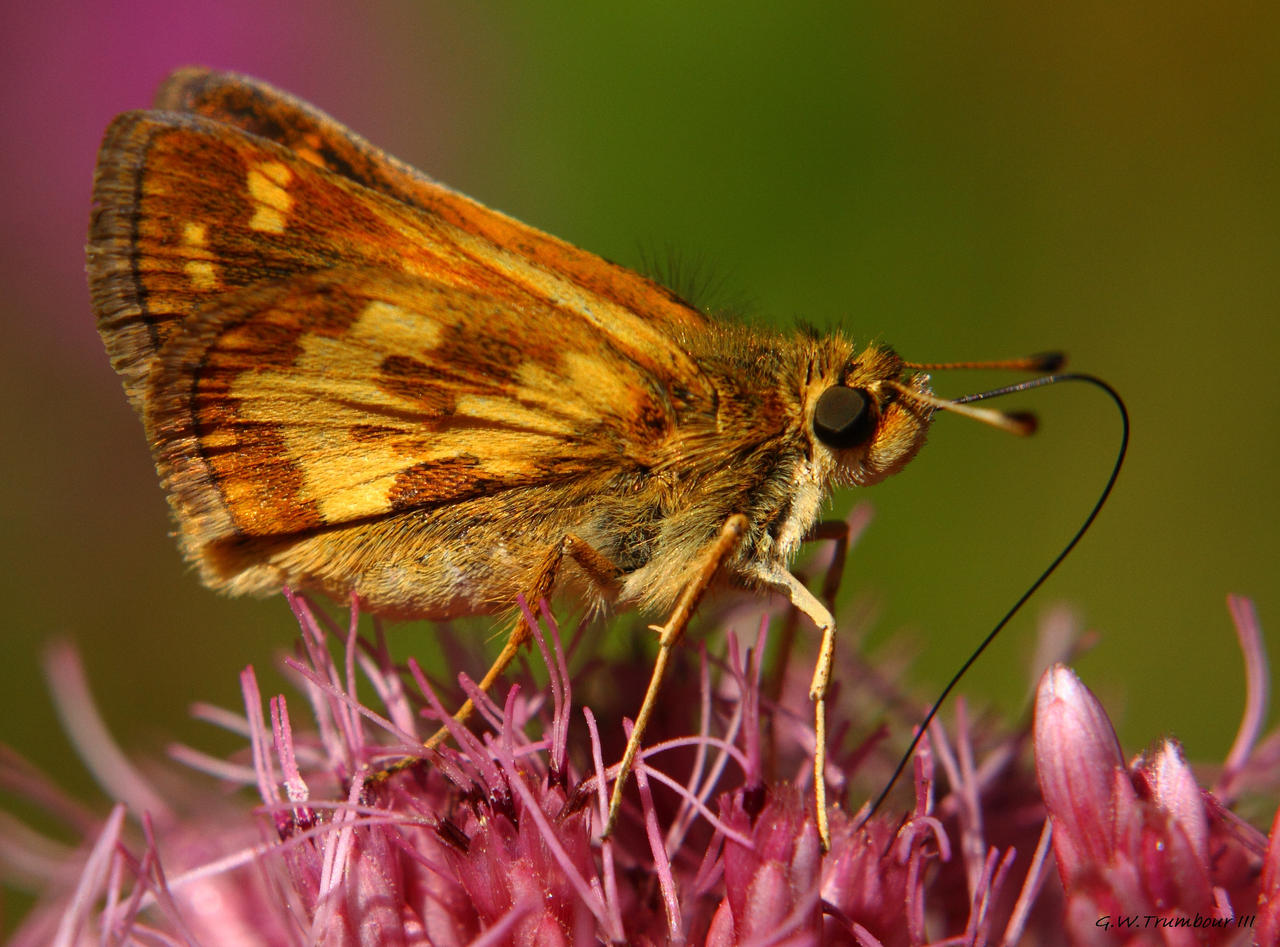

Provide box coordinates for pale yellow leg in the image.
[766,519,851,778]
[808,612,837,851]
[423,532,626,752]
[805,518,852,609]
[423,629,529,750]
[749,563,838,851]
[603,514,748,838]
[423,540,566,750]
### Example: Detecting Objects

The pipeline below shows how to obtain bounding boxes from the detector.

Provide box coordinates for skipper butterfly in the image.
[88,68,1051,845]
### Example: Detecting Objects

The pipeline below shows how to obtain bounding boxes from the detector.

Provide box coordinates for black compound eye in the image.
[813,385,876,449]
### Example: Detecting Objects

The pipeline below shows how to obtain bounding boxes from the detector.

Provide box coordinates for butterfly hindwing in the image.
[144,268,708,562]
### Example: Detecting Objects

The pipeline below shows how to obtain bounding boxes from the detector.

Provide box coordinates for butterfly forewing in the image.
[153,68,713,338]
[89,102,713,407]
[86,69,733,611]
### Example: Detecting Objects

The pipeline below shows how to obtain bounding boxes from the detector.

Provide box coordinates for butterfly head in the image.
[804,344,933,488]
[803,342,1050,488]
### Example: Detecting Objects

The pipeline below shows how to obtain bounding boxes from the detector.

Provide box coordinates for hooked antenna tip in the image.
[1030,352,1067,373]
[1007,411,1039,436]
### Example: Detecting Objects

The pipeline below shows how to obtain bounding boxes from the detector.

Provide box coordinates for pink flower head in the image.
[1035,620,1276,945]
[4,554,1277,946]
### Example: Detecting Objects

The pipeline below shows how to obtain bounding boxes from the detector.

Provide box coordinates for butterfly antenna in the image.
[886,381,1038,436]
[860,372,1129,826]
[902,352,1065,374]
[888,349,1067,435]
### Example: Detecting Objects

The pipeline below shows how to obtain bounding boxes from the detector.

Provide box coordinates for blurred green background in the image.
[1,0,1275,858]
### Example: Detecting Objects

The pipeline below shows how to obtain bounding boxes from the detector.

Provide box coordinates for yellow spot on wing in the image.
[563,350,633,413]
[200,430,237,449]
[257,160,293,187]
[455,392,576,435]
[182,222,207,246]
[513,353,625,427]
[184,260,219,290]
[228,300,453,522]
[247,161,294,233]
[349,300,445,352]
[181,221,217,288]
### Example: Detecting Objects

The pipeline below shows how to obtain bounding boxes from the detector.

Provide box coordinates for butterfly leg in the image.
[423,540,567,751]
[750,562,838,851]
[806,517,853,609]
[423,532,624,751]
[604,513,748,838]
[767,517,851,699]
[562,533,623,599]
[765,517,852,777]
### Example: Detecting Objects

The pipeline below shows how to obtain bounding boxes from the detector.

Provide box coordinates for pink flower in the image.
[1034,597,1276,944]
[3,568,1277,945]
